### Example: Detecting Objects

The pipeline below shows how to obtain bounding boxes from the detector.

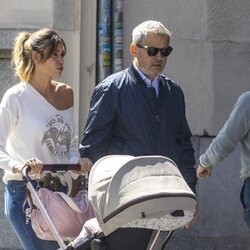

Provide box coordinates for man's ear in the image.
[130,43,137,57]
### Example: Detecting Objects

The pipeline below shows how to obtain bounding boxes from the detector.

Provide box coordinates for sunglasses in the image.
[136,44,173,57]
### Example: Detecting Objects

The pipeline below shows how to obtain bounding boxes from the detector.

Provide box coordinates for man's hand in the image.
[196,164,212,179]
[78,158,93,173]
[186,207,197,229]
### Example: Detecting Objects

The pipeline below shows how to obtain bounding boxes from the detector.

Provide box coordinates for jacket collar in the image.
[128,64,164,87]
[128,64,147,87]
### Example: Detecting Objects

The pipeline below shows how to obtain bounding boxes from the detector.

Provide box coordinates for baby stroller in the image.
[70,155,197,250]
[22,155,196,250]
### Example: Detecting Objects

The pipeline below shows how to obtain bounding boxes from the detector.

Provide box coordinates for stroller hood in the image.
[88,155,196,236]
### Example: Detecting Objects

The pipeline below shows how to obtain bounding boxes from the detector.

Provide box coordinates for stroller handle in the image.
[42,163,81,172]
[22,163,81,183]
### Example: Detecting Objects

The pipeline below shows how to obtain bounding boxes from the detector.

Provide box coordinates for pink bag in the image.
[29,188,95,240]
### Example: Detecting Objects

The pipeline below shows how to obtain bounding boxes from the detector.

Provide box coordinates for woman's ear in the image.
[129,43,137,57]
[31,51,40,64]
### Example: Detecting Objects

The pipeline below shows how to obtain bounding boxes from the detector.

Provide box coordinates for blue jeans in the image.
[5,180,59,250]
[240,178,250,229]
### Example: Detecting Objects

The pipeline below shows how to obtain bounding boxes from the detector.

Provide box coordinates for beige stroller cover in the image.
[88,155,196,236]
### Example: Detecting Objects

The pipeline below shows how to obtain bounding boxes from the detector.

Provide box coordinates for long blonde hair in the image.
[11,28,66,82]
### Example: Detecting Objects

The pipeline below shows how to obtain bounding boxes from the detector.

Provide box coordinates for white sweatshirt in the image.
[0,82,80,183]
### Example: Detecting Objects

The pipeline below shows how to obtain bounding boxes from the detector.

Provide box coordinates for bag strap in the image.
[57,191,86,213]
[23,188,34,214]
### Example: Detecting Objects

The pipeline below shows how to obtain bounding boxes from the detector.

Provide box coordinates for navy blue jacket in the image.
[80,64,197,190]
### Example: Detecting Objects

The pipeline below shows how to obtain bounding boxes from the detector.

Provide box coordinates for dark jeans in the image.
[240,178,250,229]
[5,180,59,250]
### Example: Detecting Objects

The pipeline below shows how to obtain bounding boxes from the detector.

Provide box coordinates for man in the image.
[80,20,197,192]
[197,91,250,228]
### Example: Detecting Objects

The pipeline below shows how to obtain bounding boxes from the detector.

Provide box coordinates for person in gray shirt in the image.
[197,91,250,229]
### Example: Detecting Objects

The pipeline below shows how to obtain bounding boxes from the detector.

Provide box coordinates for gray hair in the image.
[132,20,171,45]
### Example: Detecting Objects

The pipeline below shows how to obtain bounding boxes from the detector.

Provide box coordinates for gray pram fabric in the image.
[88,155,196,236]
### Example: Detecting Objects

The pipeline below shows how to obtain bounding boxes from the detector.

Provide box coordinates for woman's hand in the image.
[12,163,25,174]
[25,158,43,174]
[78,158,93,173]
[12,158,43,174]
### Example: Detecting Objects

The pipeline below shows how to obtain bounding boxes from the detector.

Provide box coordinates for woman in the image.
[0,28,92,249]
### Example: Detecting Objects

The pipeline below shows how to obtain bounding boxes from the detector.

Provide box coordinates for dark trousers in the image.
[240,178,250,229]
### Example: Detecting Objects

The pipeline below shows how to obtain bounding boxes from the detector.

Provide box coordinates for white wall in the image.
[0,0,53,28]
[1,0,250,249]
[123,0,250,136]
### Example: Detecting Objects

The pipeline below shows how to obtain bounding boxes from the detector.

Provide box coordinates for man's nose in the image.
[155,51,163,60]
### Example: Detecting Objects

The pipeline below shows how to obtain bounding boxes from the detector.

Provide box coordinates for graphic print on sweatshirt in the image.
[41,114,71,158]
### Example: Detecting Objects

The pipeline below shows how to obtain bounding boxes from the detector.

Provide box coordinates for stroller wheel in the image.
[91,239,106,250]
